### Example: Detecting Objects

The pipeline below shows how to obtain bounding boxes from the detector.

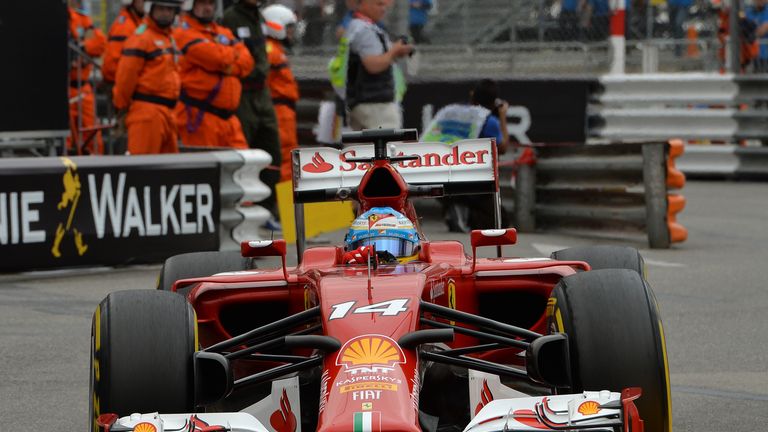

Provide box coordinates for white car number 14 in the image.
[328,299,409,320]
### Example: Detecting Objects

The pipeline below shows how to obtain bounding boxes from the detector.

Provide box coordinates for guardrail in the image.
[591,73,768,142]
[676,144,768,179]
[0,150,270,271]
[507,141,687,249]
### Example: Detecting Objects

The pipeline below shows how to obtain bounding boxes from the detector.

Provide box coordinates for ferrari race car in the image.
[90,129,670,432]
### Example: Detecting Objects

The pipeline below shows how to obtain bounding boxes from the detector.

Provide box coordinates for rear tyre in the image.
[157,251,254,292]
[550,245,645,277]
[89,290,196,430]
[549,269,671,432]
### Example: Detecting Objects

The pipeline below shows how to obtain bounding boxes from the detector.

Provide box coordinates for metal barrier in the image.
[508,141,687,249]
[0,150,270,271]
[677,144,768,179]
[591,73,768,142]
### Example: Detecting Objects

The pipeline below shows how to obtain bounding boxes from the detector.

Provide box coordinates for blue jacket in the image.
[409,0,433,26]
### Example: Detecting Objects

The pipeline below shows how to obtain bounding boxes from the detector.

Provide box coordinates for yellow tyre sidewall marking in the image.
[658,319,673,432]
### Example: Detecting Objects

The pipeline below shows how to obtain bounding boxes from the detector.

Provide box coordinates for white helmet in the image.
[121,0,133,5]
[143,0,183,14]
[262,4,297,40]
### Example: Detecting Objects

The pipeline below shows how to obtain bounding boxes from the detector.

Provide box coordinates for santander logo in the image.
[302,152,334,173]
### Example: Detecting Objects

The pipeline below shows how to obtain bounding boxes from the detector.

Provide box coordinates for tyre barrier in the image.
[507,141,687,249]
[0,150,271,272]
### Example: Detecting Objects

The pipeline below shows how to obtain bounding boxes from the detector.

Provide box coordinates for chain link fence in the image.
[80,0,767,78]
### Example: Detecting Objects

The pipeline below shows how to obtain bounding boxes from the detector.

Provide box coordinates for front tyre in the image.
[550,245,646,277]
[157,250,254,292]
[549,269,671,432]
[89,290,196,431]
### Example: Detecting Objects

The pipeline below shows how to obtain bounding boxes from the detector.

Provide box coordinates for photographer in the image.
[345,0,414,130]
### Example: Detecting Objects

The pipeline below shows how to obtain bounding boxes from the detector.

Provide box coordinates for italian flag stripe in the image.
[353,412,380,432]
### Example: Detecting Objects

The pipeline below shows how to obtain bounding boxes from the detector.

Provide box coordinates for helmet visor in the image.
[351,236,417,259]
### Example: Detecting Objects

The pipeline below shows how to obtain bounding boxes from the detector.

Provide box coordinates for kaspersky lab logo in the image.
[51,157,88,258]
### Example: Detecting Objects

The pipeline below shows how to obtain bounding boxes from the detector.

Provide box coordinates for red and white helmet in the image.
[262,4,297,40]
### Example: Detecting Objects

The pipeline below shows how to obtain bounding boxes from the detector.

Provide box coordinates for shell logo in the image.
[336,335,405,368]
[133,422,157,432]
[577,401,601,416]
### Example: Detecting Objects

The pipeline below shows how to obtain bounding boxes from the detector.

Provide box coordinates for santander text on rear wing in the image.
[292,138,498,204]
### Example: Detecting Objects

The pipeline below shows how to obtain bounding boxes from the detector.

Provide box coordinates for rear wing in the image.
[292,138,499,204]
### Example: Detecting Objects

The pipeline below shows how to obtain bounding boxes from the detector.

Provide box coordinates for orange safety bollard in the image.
[667,139,686,189]
[668,194,688,243]
[667,139,687,243]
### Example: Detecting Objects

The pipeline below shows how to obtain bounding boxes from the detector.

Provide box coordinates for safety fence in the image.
[0,150,271,272]
[505,140,687,249]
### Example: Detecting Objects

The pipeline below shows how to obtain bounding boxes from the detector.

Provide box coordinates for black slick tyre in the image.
[89,290,197,430]
[549,269,671,432]
[550,245,646,277]
[157,250,254,292]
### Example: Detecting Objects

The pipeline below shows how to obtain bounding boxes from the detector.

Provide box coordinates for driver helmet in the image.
[345,207,420,264]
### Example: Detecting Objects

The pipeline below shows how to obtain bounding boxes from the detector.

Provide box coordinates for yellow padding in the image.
[276,180,355,243]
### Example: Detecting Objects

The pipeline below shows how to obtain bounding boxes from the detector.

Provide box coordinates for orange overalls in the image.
[173,14,254,149]
[113,18,181,155]
[102,7,142,84]
[68,7,106,154]
[266,38,299,181]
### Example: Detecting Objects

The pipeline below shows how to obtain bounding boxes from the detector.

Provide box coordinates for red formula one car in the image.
[90,129,670,432]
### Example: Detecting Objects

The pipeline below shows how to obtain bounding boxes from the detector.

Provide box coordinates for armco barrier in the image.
[676,145,768,179]
[0,150,270,271]
[591,73,768,142]
[508,141,687,249]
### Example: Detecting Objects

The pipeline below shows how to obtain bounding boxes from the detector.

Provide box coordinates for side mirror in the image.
[241,239,288,279]
[241,239,287,258]
[470,228,517,272]
[525,333,571,388]
[194,351,233,407]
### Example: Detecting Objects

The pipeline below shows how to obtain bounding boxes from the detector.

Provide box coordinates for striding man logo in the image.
[51,157,88,258]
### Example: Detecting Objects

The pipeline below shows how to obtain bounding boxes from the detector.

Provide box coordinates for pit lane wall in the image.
[0,151,270,272]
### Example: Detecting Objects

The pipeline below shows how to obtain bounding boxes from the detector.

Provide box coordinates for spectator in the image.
[717,3,758,72]
[113,0,182,154]
[67,0,106,155]
[174,0,254,150]
[747,0,768,72]
[345,0,413,130]
[421,79,510,232]
[668,0,693,56]
[559,0,584,41]
[103,0,144,85]
[409,0,432,44]
[223,0,283,231]
[300,0,327,46]
[263,4,300,181]
[585,0,610,40]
